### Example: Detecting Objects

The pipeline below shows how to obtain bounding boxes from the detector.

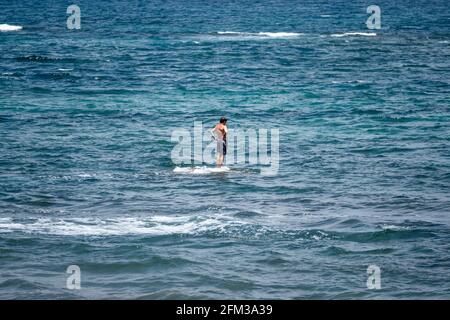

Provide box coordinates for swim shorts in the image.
[217,139,227,156]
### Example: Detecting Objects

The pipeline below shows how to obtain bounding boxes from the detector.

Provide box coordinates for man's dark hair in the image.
[220,117,227,124]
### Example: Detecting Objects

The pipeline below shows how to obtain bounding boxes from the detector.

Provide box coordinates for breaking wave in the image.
[215,31,303,39]
[0,24,23,32]
[330,32,377,37]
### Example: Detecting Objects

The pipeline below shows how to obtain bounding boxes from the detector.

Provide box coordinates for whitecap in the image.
[0,24,23,32]
[332,80,368,84]
[0,218,23,232]
[381,224,410,231]
[215,31,302,39]
[0,216,245,237]
[331,32,377,37]
[217,31,240,35]
[257,32,302,38]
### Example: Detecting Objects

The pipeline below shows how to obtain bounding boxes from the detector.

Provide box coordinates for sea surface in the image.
[1,0,450,299]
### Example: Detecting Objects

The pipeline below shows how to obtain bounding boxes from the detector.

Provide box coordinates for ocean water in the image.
[1,0,450,299]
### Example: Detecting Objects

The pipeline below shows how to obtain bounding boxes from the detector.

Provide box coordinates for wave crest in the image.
[0,24,22,32]
[216,31,303,39]
[331,32,377,38]
[0,216,244,237]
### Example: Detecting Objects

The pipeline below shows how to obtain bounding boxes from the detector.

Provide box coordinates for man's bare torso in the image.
[214,123,227,141]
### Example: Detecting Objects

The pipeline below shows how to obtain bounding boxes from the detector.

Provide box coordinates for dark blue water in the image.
[1,0,450,299]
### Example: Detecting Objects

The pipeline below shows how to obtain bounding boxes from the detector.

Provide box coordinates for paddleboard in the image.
[174,166,230,174]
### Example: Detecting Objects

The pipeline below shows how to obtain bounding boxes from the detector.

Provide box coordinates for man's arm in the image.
[210,126,217,140]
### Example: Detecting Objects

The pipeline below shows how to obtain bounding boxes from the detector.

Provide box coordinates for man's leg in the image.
[216,140,223,167]
[222,142,226,166]
[216,153,220,167]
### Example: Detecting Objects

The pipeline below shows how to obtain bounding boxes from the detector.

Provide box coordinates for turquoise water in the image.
[1,0,450,299]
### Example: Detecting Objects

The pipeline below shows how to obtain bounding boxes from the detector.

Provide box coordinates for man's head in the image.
[220,117,228,124]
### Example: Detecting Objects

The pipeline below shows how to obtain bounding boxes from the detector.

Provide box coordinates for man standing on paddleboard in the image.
[211,117,228,167]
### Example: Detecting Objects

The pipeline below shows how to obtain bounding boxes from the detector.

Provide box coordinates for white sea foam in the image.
[331,32,377,38]
[216,31,302,39]
[331,80,368,84]
[257,32,302,38]
[217,31,240,35]
[0,216,245,236]
[0,24,23,32]
[381,224,410,231]
[0,218,23,232]
[174,166,230,174]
